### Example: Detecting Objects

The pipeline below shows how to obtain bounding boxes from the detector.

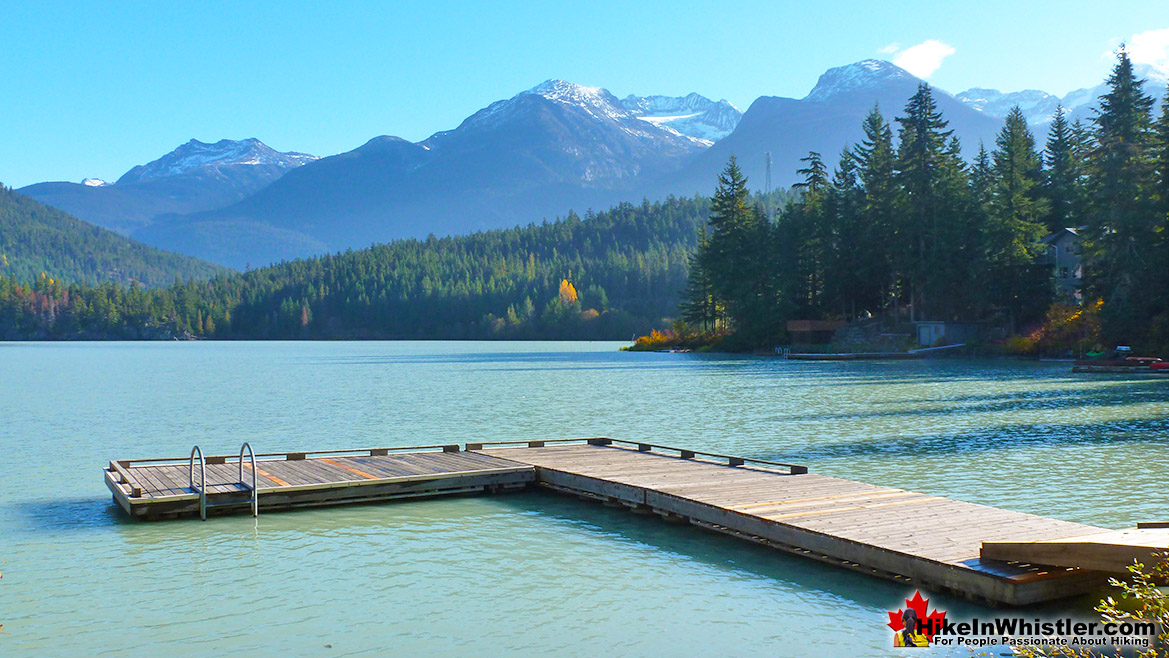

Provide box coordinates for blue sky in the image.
[2,1,1167,188]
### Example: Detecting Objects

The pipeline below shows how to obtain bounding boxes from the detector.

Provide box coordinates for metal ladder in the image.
[188,443,259,520]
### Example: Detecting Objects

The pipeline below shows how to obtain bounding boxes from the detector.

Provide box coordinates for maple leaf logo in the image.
[887,590,947,643]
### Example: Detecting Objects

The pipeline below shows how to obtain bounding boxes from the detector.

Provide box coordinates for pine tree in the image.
[895,83,968,320]
[970,142,993,207]
[1085,48,1157,340]
[854,106,899,317]
[695,157,782,344]
[823,149,866,318]
[1148,87,1169,349]
[1043,106,1087,232]
[1153,90,1169,215]
[788,152,830,315]
[680,224,719,330]
[986,106,1052,329]
[989,106,1048,256]
[792,151,829,194]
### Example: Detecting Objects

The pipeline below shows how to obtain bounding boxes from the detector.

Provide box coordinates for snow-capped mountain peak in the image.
[116,138,318,185]
[525,79,615,106]
[805,59,917,102]
[421,78,705,187]
[521,79,634,125]
[443,79,638,136]
[81,178,109,187]
[620,93,743,143]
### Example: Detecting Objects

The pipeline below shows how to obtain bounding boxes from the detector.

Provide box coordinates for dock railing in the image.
[113,439,807,481]
[115,444,464,468]
[465,437,808,474]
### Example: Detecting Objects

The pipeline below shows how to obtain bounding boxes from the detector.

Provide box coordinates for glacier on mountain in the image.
[620,93,742,143]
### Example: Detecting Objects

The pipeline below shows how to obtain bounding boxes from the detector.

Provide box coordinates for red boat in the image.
[1073,347,1163,373]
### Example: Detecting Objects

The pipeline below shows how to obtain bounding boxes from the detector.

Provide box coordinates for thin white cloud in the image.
[1126,28,1169,73]
[877,42,901,55]
[891,40,956,78]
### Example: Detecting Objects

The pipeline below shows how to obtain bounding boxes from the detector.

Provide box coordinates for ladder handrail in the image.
[239,442,258,518]
[189,445,207,520]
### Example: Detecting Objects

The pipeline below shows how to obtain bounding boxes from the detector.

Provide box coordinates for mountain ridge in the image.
[19,138,317,235]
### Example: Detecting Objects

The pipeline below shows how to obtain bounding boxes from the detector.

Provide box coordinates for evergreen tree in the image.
[989,106,1048,252]
[1148,87,1169,347]
[1043,106,1087,232]
[895,83,971,320]
[680,224,720,330]
[697,157,782,343]
[823,149,866,318]
[986,106,1052,329]
[792,151,829,194]
[970,142,993,207]
[788,152,831,315]
[1153,90,1169,215]
[853,106,899,317]
[1085,48,1157,340]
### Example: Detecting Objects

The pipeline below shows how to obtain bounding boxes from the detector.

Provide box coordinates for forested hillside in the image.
[0,191,790,340]
[681,50,1169,353]
[0,186,224,287]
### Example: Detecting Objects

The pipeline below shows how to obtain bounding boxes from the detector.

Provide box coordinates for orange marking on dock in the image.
[242,462,291,487]
[320,458,380,480]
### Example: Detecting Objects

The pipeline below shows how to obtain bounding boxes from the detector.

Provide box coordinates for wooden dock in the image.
[105,438,1151,605]
[105,445,536,519]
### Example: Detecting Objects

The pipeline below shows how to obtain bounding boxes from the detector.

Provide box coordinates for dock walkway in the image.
[105,438,1157,605]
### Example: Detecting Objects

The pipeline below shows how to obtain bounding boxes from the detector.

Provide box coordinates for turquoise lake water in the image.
[2,341,1167,656]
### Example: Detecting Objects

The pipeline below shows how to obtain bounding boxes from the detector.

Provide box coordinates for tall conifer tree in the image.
[1043,106,1086,231]
[895,84,971,320]
[854,106,899,316]
[987,106,1051,329]
[1086,48,1157,339]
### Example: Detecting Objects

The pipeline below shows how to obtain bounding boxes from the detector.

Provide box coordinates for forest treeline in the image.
[0,185,224,287]
[0,191,791,340]
[680,49,1169,352]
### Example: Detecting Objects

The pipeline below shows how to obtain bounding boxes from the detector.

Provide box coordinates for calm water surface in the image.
[2,341,1167,657]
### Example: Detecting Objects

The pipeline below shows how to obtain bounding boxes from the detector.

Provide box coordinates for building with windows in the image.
[1040,228,1082,302]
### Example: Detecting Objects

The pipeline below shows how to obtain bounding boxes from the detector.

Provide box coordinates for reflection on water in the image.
[2,341,1166,657]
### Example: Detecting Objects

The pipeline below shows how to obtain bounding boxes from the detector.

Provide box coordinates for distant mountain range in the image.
[124,81,710,267]
[954,63,1168,126]
[19,138,316,235]
[18,59,1168,270]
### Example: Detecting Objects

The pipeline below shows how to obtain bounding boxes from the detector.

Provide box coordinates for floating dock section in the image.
[105,438,1156,605]
[982,528,1169,573]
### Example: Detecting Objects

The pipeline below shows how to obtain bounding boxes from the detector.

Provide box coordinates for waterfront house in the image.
[1040,228,1083,303]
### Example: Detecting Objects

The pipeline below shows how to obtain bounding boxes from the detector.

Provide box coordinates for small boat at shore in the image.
[1072,346,1166,373]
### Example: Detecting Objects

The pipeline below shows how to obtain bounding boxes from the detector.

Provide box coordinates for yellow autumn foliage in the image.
[558,279,578,305]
